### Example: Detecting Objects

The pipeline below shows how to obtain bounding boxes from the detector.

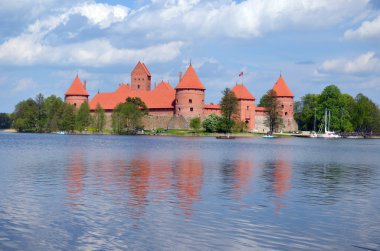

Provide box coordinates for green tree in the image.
[12,99,38,132]
[44,95,65,132]
[202,114,220,132]
[0,113,11,129]
[111,103,127,134]
[353,94,380,132]
[219,88,238,133]
[294,94,319,131]
[317,85,342,131]
[93,104,106,133]
[190,117,201,131]
[61,104,76,132]
[76,102,91,132]
[126,97,149,115]
[124,102,144,131]
[35,93,47,132]
[262,89,282,133]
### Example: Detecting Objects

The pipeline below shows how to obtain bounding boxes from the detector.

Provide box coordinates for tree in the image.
[12,98,38,132]
[262,89,282,133]
[76,102,91,132]
[61,104,76,132]
[44,95,65,132]
[124,102,144,131]
[190,117,201,131]
[219,88,238,133]
[294,94,319,131]
[0,113,11,129]
[202,114,220,132]
[126,97,149,115]
[353,94,380,132]
[93,104,106,133]
[111,103,127,134]
[35,93,47,132]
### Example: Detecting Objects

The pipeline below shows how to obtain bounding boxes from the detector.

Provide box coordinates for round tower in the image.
[65,75,89,108]
[272,75,297,131]
[175,64,205,117]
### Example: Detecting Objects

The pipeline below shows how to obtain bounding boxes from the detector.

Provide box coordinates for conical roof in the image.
[175,65,206,90]
[132,61,151,76]
[272,75,293,97]
[65,75,89,96]
[232,83,255,100]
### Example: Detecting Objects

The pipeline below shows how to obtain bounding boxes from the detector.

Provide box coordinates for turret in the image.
[65,75,89,108]
[131,61,151,91]
[231,83,256,130]
[272,75,297,131]
[175,64,205,117]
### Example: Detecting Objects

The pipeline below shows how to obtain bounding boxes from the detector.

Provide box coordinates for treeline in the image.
[0,113,11,129]
[295,85,380,132]
[11,94,106,133]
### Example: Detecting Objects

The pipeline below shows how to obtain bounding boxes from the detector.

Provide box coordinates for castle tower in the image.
[131,61,151,91]
[65,75,89,108]
[175,64,206,117]
[272,75,298,131]
[231,83,256,130]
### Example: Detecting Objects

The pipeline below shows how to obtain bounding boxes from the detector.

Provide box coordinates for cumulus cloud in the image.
[0,2,184,66]
[344,15,380,39]
[123,0,369,39]
[12,78,38,93]
[317,52,380,74]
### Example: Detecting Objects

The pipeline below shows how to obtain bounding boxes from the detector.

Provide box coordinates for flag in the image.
[239,72,243,77]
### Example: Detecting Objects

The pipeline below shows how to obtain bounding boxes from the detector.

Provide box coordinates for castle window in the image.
[138,85,140,89]
[74,103,77,107]
[189,99,192,104]
[178,108,181,111]
[138,78,140,81]
[247,106,249,110]
[285,112,288,116]
[282,105,284,108]
[142,78,144,81]
[148,76,151,80]
[176,99,178,104]
[190,107,193,112]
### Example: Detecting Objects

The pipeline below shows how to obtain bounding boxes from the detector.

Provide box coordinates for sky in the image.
[0,0,380,112]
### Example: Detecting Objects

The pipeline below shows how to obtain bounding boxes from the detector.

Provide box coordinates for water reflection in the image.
[175,152,203,216]
[66,152,85,206]
[263,158,293,212]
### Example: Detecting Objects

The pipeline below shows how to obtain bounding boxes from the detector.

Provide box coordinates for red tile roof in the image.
[255,107,268,111]
[175,65,206,90]
[133,61,151,77]
[65,75,89,96]
[204,104,221,109]
[231,84,255,100]
[89,81,175,110]
[272,75,294,97]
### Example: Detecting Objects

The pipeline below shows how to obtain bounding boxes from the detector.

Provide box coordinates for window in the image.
[142,78,144,81]
[285,112,288,116]
[281,105,284,108]
[189,99,192,104]
[190,107,193,112]
[138,85,140,89]
[138,78,140,81]
[74,103,77,107]
[148,76,151,80]
[247,106,249,110]
[178,108,181,111]
[176,99,178,104]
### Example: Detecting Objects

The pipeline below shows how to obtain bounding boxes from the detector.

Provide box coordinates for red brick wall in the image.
[131,65,151,91]
[237,99,256,130]
[203,108,221,116]
[65,95,88,109]
[175,89,205,118]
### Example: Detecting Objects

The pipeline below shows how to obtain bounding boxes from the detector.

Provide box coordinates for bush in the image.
[190,117,201,131]
[202,114,220,132]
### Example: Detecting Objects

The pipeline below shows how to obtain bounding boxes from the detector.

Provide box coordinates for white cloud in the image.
[344,15,380,39]
[124,0,369,39]
[0,2,183,66]
[317,52,380,74]
[12,78,38,93]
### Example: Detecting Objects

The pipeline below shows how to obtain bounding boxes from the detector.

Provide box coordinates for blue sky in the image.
[1,0,380,112]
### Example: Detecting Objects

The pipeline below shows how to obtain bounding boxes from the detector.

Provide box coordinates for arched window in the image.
[190,107,193,112]
[189,99,192,104]
[285,112,288,116]
[138,85,140,89]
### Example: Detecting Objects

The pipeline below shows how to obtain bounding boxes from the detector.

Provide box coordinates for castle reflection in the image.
[66,152,85,207]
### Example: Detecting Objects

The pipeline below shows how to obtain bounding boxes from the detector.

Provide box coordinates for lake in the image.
[0,133,379,250]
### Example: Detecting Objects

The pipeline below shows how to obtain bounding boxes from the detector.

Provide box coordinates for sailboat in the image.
[317,109,341,138]
[309,108,318,138]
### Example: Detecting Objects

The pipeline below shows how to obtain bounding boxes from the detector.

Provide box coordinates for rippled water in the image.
[0,133,379,250]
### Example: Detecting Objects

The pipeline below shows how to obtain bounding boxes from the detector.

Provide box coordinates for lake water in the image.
[0,133,379,250]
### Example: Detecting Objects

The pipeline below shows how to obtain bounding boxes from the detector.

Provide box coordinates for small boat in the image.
[262,135,275,138]
[318,109,341,138]
[216,135,236,139]
[55,131,66,135]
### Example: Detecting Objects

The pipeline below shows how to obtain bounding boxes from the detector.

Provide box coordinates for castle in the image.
[64,62,298,132]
